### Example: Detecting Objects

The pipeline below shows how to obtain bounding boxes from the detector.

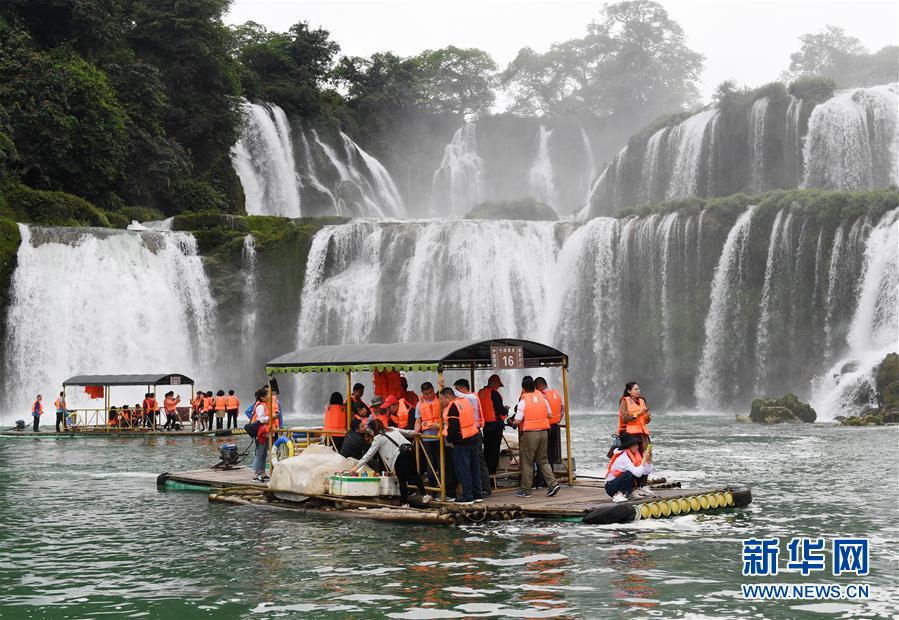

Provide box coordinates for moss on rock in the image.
[466,198,558,221]
[750,393,817,423]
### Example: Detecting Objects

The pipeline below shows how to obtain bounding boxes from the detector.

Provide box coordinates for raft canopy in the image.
[266,338,568,375]
[63,373,194,387]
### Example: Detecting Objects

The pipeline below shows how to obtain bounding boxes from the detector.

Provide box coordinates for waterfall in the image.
[529,126,556,207]
[242,234,258,344]
[694,207,757,407]
[665,108,718,200]
[231,101,302,218]
[753,210,795,391]
[658,212,682,387]
[785,96,803,184]
[431,123,484,216]
[640,128,669,204]
[749,97,769,192]
[811,209,899,420]
[340,132,406,218]
[2,225,216,419]
[297,128,337,211]
[802,83,899,190]
[579,127,598,203]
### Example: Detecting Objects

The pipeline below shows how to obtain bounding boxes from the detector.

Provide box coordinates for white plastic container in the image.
[328,475,381,497]
[378,475,400,497]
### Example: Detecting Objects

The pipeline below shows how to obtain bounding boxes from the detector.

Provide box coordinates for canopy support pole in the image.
[469,364,475,392]
[267,376,274,474]
[562,362,573,485]
[345,372,352,432]
[437,370,446,503]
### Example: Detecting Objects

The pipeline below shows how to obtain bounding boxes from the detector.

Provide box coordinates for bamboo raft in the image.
[157,467,752,526]
[0,428,216,438]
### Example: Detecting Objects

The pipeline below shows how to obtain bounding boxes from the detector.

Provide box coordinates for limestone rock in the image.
[749,393,817,423]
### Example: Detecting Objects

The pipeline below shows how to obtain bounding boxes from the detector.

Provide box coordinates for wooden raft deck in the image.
[159,466,749,525]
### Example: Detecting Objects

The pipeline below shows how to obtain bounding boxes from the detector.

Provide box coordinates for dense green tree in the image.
[232,21,340,116]
[416,46,497,117]
[0,38,127,202]
[785,25,898,88]
[500,0,703,127]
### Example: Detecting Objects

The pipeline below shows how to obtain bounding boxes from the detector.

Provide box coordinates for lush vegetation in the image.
[465,198,559,221]
[783,25,898,88]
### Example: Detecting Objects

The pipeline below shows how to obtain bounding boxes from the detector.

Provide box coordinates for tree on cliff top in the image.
[784,25,898,88]
[500,0,703,127]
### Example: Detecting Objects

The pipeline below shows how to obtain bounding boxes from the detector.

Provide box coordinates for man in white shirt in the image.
[604,432,654,502]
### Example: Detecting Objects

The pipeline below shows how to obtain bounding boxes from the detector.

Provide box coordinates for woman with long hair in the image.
[617,382,651,454]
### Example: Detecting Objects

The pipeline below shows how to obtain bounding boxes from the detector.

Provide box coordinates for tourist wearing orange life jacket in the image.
[388,393,414,430]
[349,383,368,426]
[399,376,419,408]
[352,418,430,507]
[605,432,654,502]
[510,376,562,499]
[251,388,271,482]
[225,390,240,430]
[213,390,227,430]
[31,394,44,432]
[439,387,482,504]
[453,379,491,496]
[617,382,651,455]
[477,374,508,475]
[202,391,214,430]
[368,395,390,429]
[162,391,181,430]
[145,393,159,428]
[413,382,457,493]
[54,391,68,432]
[535,377,563,464]
[323,392,348,451]
[190,393,202,432]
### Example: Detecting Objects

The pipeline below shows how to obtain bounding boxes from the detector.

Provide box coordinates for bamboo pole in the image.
[561,362,573,485]
[266,377,274,474]
[345,371,352,432]
[437,370,445,502]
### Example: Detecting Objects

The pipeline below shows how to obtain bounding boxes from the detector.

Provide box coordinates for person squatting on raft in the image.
[352,419,431,507]
[605,432,654,502]
[509,376,562,499]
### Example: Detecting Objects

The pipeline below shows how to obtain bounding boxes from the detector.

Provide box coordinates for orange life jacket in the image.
[164,397,177,413]
[146,398,158,413]
[214,396,227,411]
[202,397,212,412]
[225,396,239,410]
[273,394,280,413]
[606,447,643,478]
[54,398,63,410]
[372,410,390,430]
[323,403,347,436]
[443,397,478,439]
[542,388,563,425]
[619,396,649,436]
[417,398,441,431]
[32,400,43,415]
[402,390,419,407]
[391,399,412,429]
[478,387,498,423]
[520,392,550,432]
[251,401,277,427]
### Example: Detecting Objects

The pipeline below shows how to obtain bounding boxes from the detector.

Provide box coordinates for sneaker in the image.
[401,503,411,509]
[634,487,654,498]
[611,492,627,503]
[261,475,270,482]
[453,498,474,505]
[481,489,493,497]
[252,475,264,482]
[421,494,432,505]
[546,484,562,497]
[473,498,484,503]
[515,489,533,498]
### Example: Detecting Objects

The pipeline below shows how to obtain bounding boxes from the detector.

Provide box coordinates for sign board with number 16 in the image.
[491,345,524,369]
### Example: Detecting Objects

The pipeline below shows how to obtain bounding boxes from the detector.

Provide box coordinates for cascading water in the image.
[640,128,669,204]
[242,234,258,344]
[811,209,899,419]
[1,226,217,420]
[231,101,302,218]
[529,126,556,208]
[694,207,757,407]
[340,132,406,218]
[802,84,899,190]
[665,108,718,200]
[432,123,484,216]
[749,97,769,192]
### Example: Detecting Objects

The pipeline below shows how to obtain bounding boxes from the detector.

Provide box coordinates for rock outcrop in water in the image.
[465,198,558,221]
[838,353,899,425]
[750,393,817,423]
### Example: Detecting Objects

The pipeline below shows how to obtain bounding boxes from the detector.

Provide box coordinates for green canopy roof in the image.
[266,339,567,375]
[63,373,194,387]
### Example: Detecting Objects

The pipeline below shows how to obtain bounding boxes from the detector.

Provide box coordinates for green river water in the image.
[0,412,896,619]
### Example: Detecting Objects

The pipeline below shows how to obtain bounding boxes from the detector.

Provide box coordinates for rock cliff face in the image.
[838,352,899,425]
